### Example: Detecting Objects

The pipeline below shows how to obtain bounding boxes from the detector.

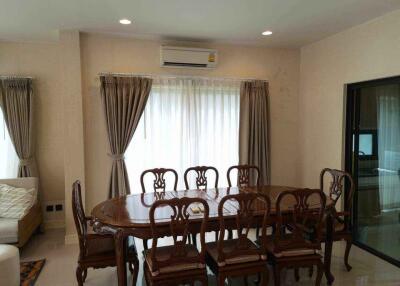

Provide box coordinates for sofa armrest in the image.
[17,202,42,247]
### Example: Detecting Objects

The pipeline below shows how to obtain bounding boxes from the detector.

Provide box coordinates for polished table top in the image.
[91,185,332,228]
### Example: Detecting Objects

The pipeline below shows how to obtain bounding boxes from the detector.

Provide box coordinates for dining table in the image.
[91,185,336,286]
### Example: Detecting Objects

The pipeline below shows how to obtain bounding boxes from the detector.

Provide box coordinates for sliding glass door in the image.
[346,76,400,266]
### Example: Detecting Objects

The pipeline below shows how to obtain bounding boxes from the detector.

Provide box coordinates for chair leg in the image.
[76,266,84,286]
[143,239,148,251]
[273,265,281,286]
[315,261,324,286]
[217,274,226,286]
[256,226,260,238]
[243,276,249,286]
[228,230,233,239]
[294,267,300,281]
[215,231,219,242]
[308,266,314,277]
[82,268,87,282]
[191,233,197,247]
[344,238,353,271]
[131,256,139,286]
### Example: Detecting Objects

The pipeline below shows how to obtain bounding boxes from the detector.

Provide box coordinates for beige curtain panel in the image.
[100,76,152,198]
[0,78,37,177]
[239,80,270,185]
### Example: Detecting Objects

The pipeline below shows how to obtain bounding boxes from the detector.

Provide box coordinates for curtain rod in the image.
[0,75,34,79]
[98,72,268,83]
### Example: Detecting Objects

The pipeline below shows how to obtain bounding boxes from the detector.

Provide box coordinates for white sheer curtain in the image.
[125,77,240,193]
[0,107,19,178]
[377,84,400,210]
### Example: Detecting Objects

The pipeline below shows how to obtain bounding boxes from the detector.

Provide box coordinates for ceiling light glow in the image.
[262,30,273,36]
[119,19,132,25]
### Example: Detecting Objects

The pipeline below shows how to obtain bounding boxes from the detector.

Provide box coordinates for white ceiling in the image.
[1,0,400,47]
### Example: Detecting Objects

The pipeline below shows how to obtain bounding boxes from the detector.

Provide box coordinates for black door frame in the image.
[345,75,400,268]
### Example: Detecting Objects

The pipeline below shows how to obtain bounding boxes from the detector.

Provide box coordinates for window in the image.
[125,78,240,193]
[0,108,19,178]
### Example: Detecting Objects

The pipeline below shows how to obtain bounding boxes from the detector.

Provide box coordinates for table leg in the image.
[115,229,127,286]
[324,212,335,285]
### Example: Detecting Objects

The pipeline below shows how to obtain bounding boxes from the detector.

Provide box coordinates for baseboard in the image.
[64,233,78,245]
[43,220,65,230]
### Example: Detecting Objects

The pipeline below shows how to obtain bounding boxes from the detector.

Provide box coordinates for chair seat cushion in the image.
[144,244,205,276]
[0,218,18,244]
[206,238,262,267]
[266,240,317,258]
[85,234,115,256]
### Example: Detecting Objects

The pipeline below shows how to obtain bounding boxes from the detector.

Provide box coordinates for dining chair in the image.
[184,165,219,244]
[320,168,355,271]
[140,168,179,250]
[72,181,139,286]
[227,164,261,239]
[266,189,326,286]
[184,165,219,190]
[144,197,209,286]
[140,168,178,193]
[227,165,260,187]
[205,192,270,286]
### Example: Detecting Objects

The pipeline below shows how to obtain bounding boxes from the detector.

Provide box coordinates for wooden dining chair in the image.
[320,168,355,271]
[72,181,139,286]
[184,166,219,244]
[140,168,178,250]
[184,165,219,190]
[140,168,178,193]
[205,192,270,286]
[144,197,209,286]
[227,165,260,187]
[266,189,326,286]
[227,164,261,239]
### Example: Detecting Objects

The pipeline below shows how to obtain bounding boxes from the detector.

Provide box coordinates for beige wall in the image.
[299,10,400,187]
[81,33,301,210]
[0,41,65,204]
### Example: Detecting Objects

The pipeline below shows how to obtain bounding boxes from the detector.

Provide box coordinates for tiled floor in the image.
[21,229,400,286]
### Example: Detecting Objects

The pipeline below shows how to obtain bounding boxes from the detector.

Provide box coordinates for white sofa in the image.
[0,177,42,247]
[0,244,20,286]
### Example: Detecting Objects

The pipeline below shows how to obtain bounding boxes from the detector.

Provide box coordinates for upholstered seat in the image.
[206,238,262,266]
[266,240,316,258]
[144,244,205,276]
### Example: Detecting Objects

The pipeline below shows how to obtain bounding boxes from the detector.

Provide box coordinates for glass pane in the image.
[355,83,400,262]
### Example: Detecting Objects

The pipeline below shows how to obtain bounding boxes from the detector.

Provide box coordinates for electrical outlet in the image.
[46,205,54,212]
[55,204,63,211]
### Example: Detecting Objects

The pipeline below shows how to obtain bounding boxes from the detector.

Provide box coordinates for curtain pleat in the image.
[0,78,37,177]
[100,76,152,198]
[239,80,270,185]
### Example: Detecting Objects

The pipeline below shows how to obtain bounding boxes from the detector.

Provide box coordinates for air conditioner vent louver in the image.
[161,46,217,69]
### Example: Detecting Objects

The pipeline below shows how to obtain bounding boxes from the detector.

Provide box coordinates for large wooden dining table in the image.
[91,185,336,286]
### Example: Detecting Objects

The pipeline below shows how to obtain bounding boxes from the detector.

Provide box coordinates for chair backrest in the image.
[217,192,271,264]
[149,197,209,273]
[227,165,260,187]
[140,168,178,193]
[275,189,326,252]
[184,166,219,190]
[72,181,87,256]
[320,168,355,210]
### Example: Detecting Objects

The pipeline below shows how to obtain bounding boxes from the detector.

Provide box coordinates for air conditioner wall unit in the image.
[160,46,217,69]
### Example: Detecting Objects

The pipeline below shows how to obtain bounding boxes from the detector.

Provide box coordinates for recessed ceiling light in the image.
[119,19,131,25]
[262,30,273,36]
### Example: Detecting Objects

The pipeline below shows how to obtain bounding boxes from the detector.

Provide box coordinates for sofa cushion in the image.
[0,218,18,244]
[0,184,35,219]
